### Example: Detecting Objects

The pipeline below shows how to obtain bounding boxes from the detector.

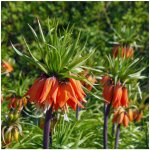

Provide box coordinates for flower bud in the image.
[135,111,143,122]
[13,112,20,121]
[5,131,12,143]
[22,97,27,106]
[8,112,14,121]
[100,75,112,86]
[123,114,129,127]
[13,129,19,142]
[133,109,138,120]
[128,109,133,121]
[118,112,124,124]
[112,111,118,123]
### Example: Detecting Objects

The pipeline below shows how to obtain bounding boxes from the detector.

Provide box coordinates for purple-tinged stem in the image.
[43,106,53,149]
[49,132,52,145]
[103,103,111,149]
[76,104,81,120]
[114,124,120,149]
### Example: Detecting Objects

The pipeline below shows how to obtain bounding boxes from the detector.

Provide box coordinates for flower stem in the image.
[76,104,81,120]
[111,123,116,137]
[114,124,120,149]
[103,103,111,149]
[49,132,52,145]
[43,106,53,149]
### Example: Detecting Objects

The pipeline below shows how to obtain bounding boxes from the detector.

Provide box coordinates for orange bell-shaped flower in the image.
[100,75,112,86]
[117,112,124,124]
[128,109,133,121]
[102,83,114,103]
[112,45,134,58]
[120,87,129,107]
[135,111,143,122]
[112,82,122,108]
[26,76,86,112]
[123,114,129,127]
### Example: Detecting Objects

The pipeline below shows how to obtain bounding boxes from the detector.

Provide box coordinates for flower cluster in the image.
[26,75,86,112]
[101,75,128,108]
[7,96,28,111]
[2,111,22,147]
[112,45,134,58]
[112,108,143,127]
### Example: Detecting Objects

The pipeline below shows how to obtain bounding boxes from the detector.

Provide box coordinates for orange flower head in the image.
[123,47,134,58]
[112,82,122,108]
[7,96,27,111]
[120,87,129,107]
[102,83,114,104]
[26,76,86,112]
[100,75,112,86]
[2,61,13,73]
[112,46,134,58]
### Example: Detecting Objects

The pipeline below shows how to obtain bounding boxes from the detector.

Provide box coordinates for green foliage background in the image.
[1,1,149,149]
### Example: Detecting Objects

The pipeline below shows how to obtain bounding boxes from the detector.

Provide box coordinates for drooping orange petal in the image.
[126,47,134,58]
[112,83,122,108]
[67,99,76,110]
[112,100,120,108]
[133,109,138,120]
[35,79,46,102]
[67,82,84,108]
[27,79,44,102]
[100,75,112,86]
[135,111,143,122]
[128,109,133,121]
[39,77,53,103]
[26,78,41,98]
[121,87,128,107]
[112,111,119,123]
[117,112,124,124]
[48,77,59,104]
[57,84,69,108]
[69,78,85,101]
[123,114,129,127]
[102,84,114,103]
